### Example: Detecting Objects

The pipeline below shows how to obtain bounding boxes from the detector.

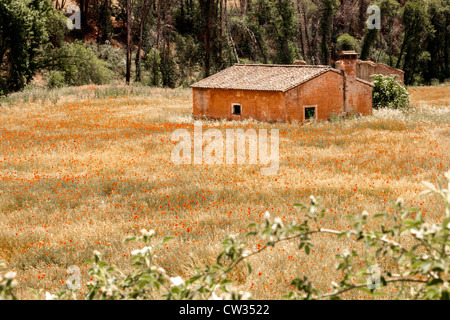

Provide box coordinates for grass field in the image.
[0,84,449,299]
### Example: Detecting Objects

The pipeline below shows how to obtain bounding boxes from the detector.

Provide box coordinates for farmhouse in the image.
[191,51,374,122]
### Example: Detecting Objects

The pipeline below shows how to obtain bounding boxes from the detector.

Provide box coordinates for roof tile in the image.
[190,64,342,92]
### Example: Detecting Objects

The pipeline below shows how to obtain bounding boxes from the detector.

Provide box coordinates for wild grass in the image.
[0,84,448,299]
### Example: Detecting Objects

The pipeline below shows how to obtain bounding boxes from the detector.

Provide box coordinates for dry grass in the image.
[0,84,448,299]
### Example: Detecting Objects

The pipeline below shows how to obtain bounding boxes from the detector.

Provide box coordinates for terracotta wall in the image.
[285,71,344,122]
[335,60,404,84]
[348,80,373,115]
[357,61,404,84]
[193,88,286,122]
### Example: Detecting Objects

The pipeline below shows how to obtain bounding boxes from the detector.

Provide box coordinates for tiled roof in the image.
[190,64,343,92]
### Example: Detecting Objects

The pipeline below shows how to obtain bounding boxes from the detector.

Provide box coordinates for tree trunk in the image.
[204,0,212,77]
[101,0,110,43]
[135,0,152,82]
[225,0,239,63]
[296,0,309,62]
[156,0,162,49]
[240,0,246,16]
[126,0,131,85]
[303,3,313,63]
[358,0,366,37]
[312,22,320,64]
[79,0,87,29]
[180,0,185,25]
[396,30,409,69]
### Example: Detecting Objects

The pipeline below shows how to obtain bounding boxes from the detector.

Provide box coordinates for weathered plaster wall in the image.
[285,71,344,122]
[193,88,287,122]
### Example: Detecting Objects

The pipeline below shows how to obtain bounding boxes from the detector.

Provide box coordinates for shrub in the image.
[1,171,449,300]
[87,41,127,79]
[336,33,358,51]
[430,78,440,86]
[45,71,65,89]
[372,74,410,109]
[145,48,163,87]
[44,41,113,86]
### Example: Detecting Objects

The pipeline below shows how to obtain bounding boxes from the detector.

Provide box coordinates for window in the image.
[232,104,241,115]
[304,106,316,120]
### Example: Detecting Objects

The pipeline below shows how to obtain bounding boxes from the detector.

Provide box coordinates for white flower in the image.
[140,229,155,237]
[131,246,153,256]
[93,250,101,256]
[361,210,369,218]
[4,271,16,280]
[264,211,270,220]
[410,229,423,239]
[242,250,250,258]
[45,291,57,300]
[104,284,118,297]
[157,267,165,275]
[212,292,223,300]
[273,217,284,229]
[240,291,252,300]
[170,276,185,286]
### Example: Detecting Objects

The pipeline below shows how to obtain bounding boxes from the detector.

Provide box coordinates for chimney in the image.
[339,51,358,114]
[293,59,307,66]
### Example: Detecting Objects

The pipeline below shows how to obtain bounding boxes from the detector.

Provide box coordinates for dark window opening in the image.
[305,107,316,120]
[232,104,241,115]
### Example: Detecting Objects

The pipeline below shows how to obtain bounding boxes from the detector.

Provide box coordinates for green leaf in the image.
[305,244,310,255]
[162,236,174,245]
[247,262,252,275]
[220,279,233,285]
[356,286,372,294]
[124,236,136,243]
[427,278,443,286]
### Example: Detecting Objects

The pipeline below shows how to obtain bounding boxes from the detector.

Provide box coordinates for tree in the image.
[135,0,153,82]
[396,0,433,84]
[425,0,450,82]
[336,33,357,51]
[252,0,297,64]
[360,28,378,61]
[319,0,339,64]
[0,0,63,94]
[378,0,401,66]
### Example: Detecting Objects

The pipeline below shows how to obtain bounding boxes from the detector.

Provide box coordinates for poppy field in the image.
[0,84,448,299]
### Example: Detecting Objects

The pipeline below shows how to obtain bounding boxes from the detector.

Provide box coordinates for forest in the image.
[0,0,449,95]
